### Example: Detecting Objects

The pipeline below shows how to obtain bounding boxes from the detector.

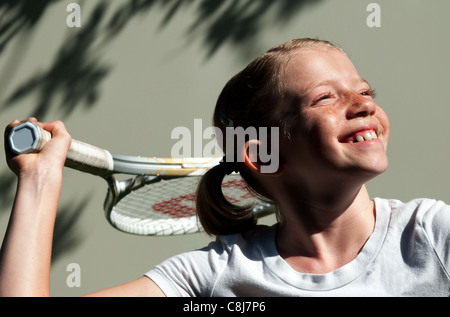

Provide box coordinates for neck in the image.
[273,181,376,274]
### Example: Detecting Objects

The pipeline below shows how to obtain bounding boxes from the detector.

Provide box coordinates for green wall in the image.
[1,0,449,296]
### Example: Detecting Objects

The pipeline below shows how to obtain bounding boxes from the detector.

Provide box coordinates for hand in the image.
[4,118,72,178]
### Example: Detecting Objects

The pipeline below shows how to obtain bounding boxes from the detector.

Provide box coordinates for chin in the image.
[359,159,389,182]
[339,155,388,183]
[369,154,389,173]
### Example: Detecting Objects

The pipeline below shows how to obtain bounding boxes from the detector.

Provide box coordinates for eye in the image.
[311,92,334,106]
[318,92,332,100]
[361,88,376,99]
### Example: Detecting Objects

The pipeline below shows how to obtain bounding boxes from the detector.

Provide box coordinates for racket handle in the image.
[8,121,114,174]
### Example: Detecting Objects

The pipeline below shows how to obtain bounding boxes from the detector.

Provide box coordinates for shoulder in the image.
[375,197,449,224]
[213,224,276,256]
[377,197,450,271]
[145,225,275,296]
[376,197,450,233]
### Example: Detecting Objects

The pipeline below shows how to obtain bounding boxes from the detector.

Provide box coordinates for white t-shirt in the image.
[145,198,450,296]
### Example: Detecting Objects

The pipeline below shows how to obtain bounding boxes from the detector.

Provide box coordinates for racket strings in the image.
[152,193,197,218]
[108,175,261,235]
[150,177,257,218]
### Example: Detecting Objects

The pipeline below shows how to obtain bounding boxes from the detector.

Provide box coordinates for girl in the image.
[1,38,449,296]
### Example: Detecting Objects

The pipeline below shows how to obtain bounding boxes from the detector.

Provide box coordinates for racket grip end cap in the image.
[9,121,41,155]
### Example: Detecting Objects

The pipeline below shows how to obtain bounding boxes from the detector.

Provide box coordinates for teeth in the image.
[353,131,378,143]
[363,132,373,141]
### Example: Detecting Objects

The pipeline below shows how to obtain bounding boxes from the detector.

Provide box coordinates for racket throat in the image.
[103,175,158,213]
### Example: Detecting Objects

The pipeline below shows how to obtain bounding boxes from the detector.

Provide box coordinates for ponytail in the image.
[196,163,257,236]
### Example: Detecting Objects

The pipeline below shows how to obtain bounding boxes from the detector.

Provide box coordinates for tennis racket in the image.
[8,121,275,236]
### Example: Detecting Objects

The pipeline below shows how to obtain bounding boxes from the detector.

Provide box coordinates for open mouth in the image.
[340,129,379,144]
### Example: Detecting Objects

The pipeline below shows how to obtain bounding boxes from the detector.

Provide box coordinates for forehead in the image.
[282,48,365,94]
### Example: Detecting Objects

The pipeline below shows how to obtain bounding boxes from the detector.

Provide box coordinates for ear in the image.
[243,139,260,172]
[243,139,283,176]
[242,139,283,176]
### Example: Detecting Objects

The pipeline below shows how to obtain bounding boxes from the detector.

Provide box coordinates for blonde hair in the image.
[196,38,343,236]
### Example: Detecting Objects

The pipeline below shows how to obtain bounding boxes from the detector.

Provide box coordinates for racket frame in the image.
[8,121,275,235]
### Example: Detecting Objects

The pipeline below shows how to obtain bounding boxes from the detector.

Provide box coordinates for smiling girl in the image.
[1,38,449,296]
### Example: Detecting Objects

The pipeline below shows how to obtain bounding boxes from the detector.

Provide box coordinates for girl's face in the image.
[280,48,390,185]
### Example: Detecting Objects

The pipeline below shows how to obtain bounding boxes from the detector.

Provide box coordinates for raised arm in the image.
[0,119,165,297]
[0,119,71,296]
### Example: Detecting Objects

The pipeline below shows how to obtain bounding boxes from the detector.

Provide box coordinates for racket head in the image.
[8,122,275,236]
[104,173,274,236]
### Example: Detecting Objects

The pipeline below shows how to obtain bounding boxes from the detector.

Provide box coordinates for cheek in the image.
[293,111,341,162]
[376,106,390,145]
[308,110,340,146]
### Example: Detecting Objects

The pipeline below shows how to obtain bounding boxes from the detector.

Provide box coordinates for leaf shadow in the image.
[51,195,91,263]
[0,0,323,257]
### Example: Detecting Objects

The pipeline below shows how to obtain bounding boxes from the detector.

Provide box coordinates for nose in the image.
[345,92,376,119]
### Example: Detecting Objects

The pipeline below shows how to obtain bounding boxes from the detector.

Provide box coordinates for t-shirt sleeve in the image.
[420,199,450,278]
[144,238,229,297]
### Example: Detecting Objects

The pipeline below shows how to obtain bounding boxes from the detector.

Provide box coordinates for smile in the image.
[340,129,380,144]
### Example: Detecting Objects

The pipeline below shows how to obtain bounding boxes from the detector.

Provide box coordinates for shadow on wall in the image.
[0,0,321,263]
[0,0,321,118]
[51,196,92,263]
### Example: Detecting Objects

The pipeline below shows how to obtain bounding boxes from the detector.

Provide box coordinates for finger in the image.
[23,117,38,123]
[41,120,69,138]
[39,120,72,154]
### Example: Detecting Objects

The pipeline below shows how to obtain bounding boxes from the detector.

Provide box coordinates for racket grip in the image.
[8,121,114,174]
